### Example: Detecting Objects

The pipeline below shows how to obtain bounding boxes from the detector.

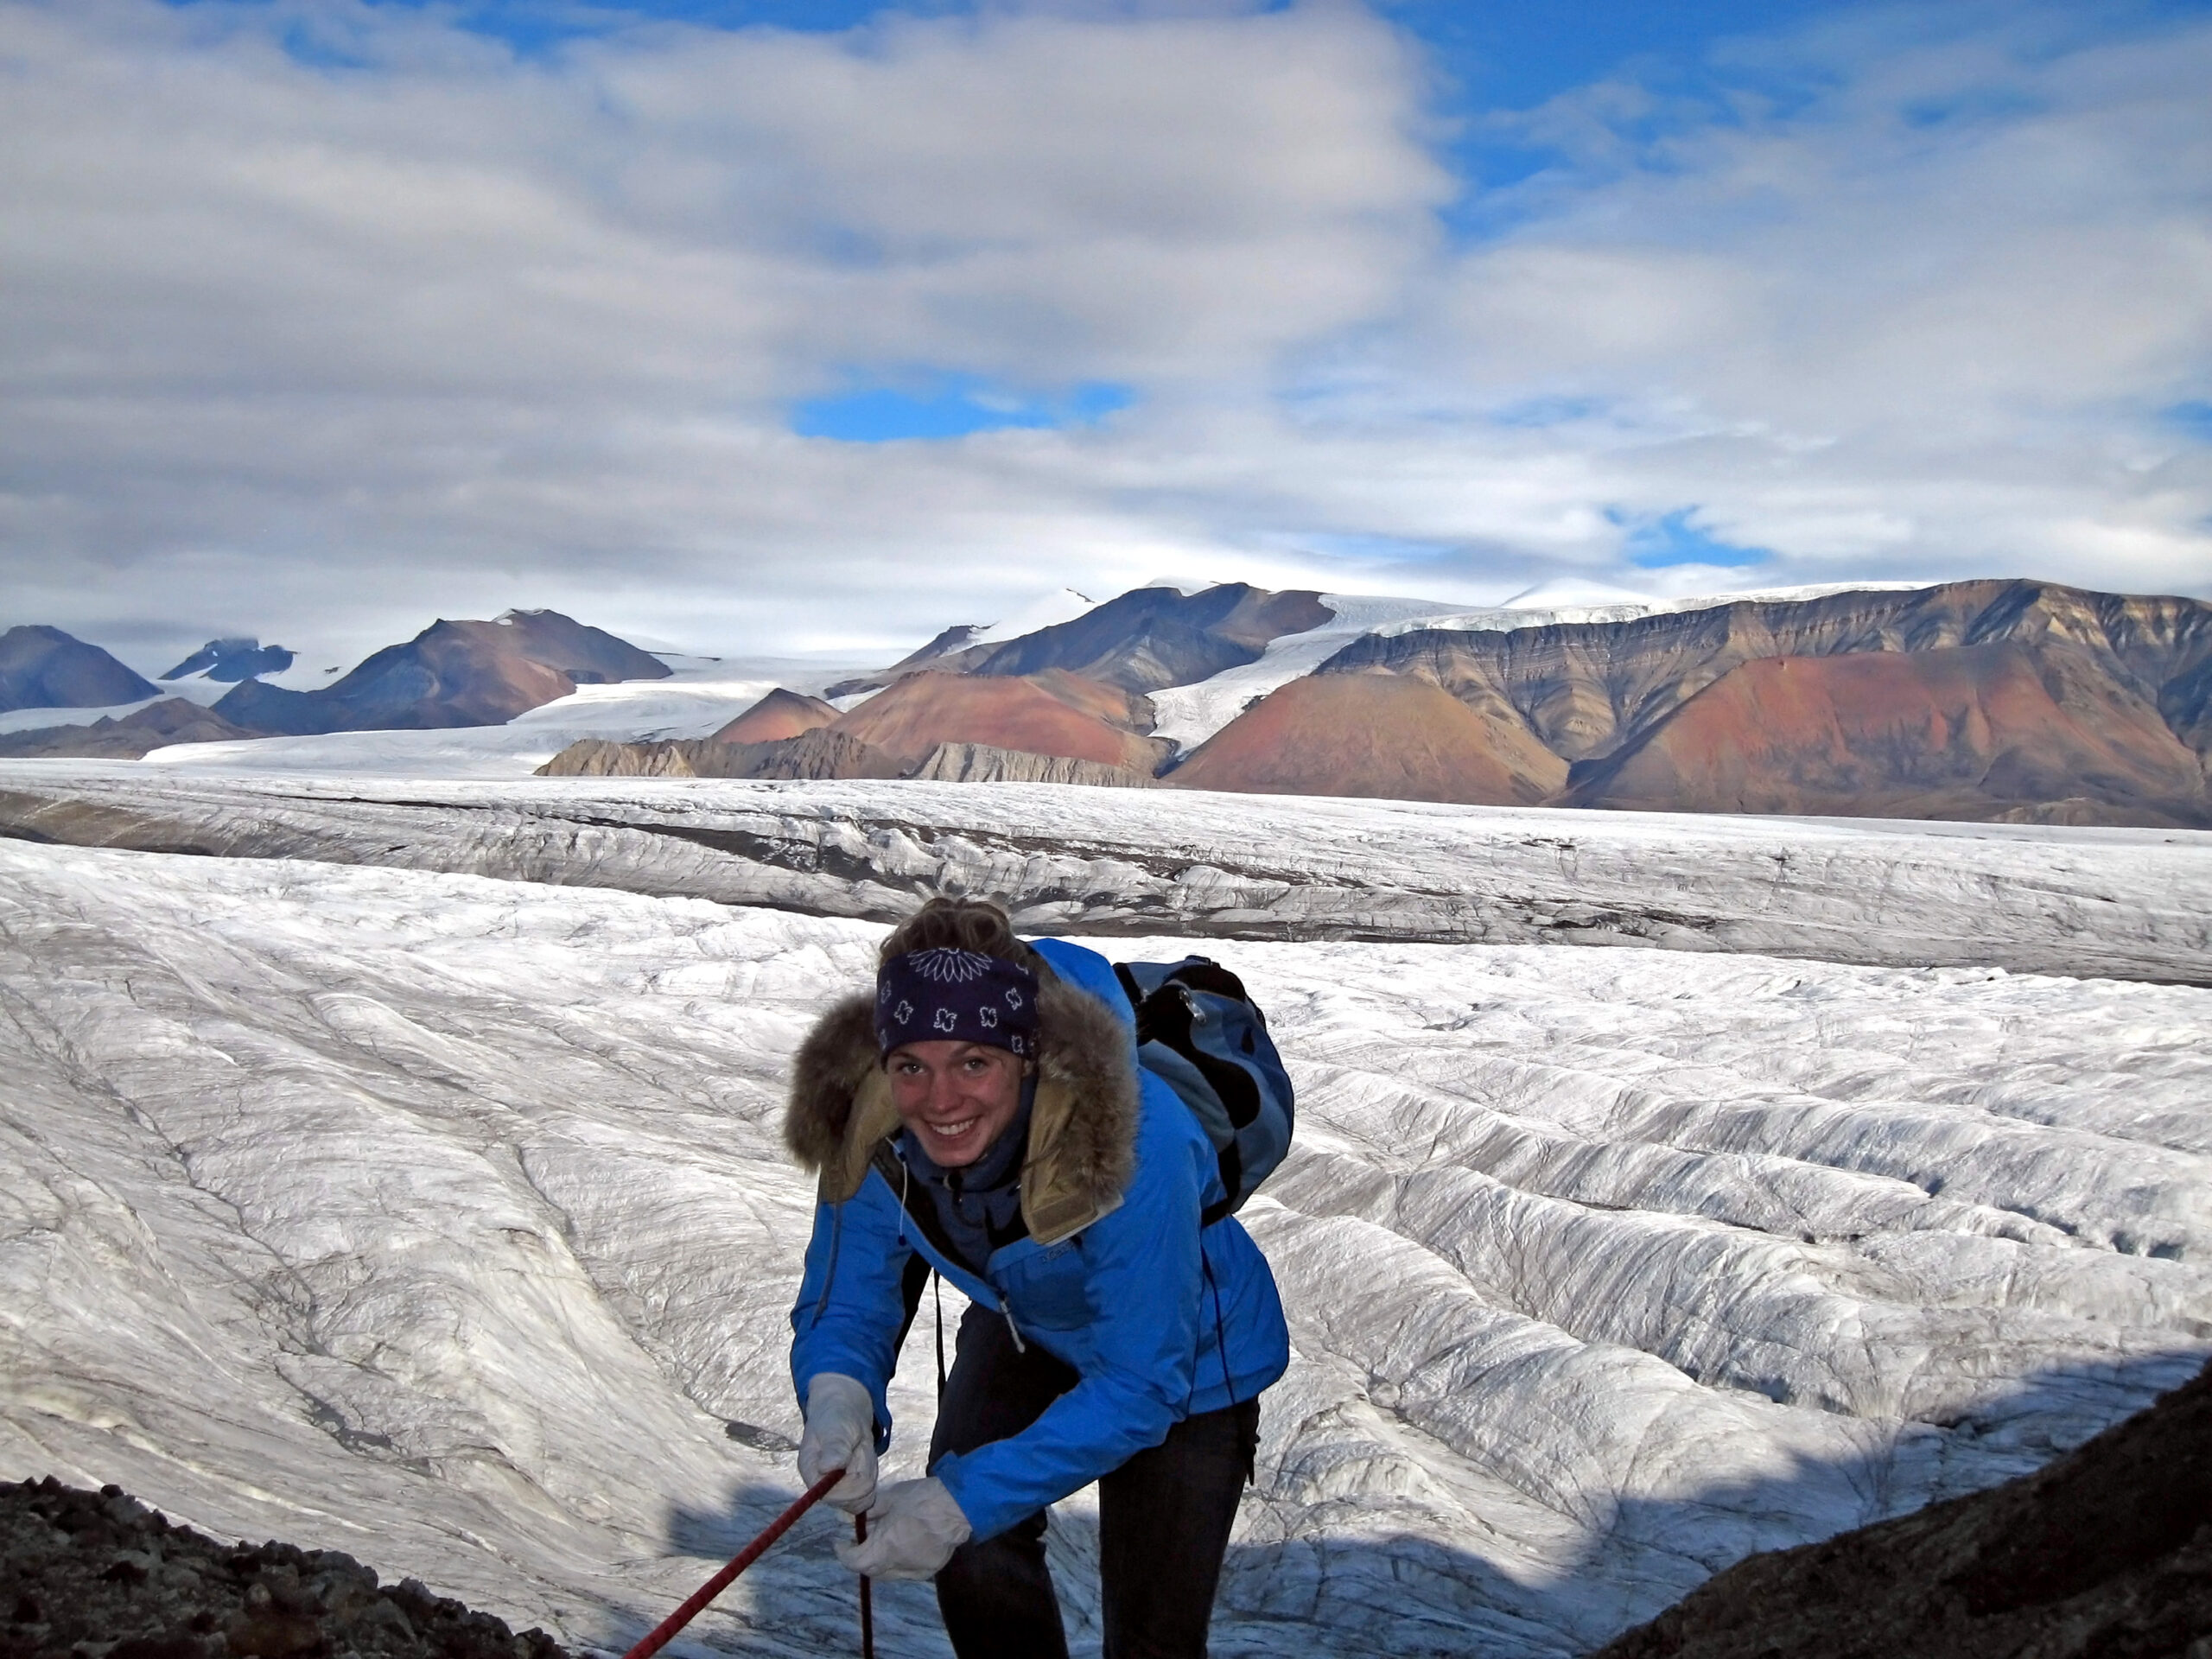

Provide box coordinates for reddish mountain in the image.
[1142,579,2212,824]
[1165,671,1568,804]
[1561,642,2210,825]
[1320,580,2212,767]
[828,669,1169,772]
[214,610,670,735]
[710,688,840,745]
[0,626,160,711]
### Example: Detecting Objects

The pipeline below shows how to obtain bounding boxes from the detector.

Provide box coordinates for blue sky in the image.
[15,0,2212,662]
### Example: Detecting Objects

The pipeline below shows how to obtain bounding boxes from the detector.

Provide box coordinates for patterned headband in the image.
[874,947,1041,1059]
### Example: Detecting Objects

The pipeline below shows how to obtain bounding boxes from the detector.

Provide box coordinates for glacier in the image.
[1,775,2207,1657]
[1,765,2204,985]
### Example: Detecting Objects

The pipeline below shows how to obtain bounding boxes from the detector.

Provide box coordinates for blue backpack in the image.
[1113,957,1294,1226]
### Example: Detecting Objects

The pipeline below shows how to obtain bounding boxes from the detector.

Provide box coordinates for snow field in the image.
[0,842,2206,1657]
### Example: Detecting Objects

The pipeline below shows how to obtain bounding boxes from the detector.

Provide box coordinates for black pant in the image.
[926,1303,1261,1659]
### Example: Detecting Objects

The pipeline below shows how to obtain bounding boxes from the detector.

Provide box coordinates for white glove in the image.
[797,1373,878,1515]
[834,1477,973,1582]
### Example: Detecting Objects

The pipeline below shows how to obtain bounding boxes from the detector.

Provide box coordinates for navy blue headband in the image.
[875,948,1040,1059]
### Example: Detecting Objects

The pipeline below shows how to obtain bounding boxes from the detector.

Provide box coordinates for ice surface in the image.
[3,766,2204,986]
[0,811,2206,1657]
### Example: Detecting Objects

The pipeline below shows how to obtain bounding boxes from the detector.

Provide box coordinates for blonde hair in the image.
[879,896,1039,970]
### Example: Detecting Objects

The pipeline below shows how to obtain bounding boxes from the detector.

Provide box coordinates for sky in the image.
[5,0,2211,673]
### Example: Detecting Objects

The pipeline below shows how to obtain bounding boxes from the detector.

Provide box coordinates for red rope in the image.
[620,1471,842,1659]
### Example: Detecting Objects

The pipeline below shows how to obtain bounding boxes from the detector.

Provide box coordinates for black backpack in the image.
[1113,957,1294,1226]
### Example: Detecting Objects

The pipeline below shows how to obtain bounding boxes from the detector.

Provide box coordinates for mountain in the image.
[1314,580,2212,764]
[213,610,670,735]
[825,667,1170,772]
[0,697,261,760]
[1180,580,2212,825]
[1560,640,2211,825]
[1164,671,1567,804]
[161,637,296,682]
[828,582,1333,696]
[887,622,990,670]
[538,728,901,781]
[0,626,160,711]
[1594,1357,2212,1659]
[907,741,1158,786]
[708,687,840,745]
[538,668,1166,785]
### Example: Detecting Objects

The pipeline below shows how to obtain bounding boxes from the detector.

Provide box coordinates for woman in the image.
[784,898,1290,1658]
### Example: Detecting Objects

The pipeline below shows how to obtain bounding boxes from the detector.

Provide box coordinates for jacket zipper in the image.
[873,1141,1032,1350]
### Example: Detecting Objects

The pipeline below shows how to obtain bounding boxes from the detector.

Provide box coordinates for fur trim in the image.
[1024,976,1138,1228]
[784,994,877,1171]
[783,963,1141,1234]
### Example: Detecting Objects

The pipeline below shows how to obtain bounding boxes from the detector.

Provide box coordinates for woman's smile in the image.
[886,1039,1027,1166]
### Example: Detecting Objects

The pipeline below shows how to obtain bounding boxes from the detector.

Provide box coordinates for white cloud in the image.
[0,0,2207,678]
[1342,4,2212,592]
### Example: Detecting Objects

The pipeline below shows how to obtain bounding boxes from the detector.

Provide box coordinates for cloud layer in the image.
[3,0,2208,671]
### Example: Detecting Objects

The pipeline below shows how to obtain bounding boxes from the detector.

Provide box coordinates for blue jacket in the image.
[784,938,1290,1541]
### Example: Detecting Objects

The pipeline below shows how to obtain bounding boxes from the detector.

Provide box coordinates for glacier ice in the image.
[1,817,2206,1657]
[1,766,2205,986]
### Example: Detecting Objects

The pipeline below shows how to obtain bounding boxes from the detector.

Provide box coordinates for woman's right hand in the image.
[797,1372,879,1513]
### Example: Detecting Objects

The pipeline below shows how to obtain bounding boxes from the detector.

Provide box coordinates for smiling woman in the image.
[885,1041,1027,1163]
[782,895,1291,1658]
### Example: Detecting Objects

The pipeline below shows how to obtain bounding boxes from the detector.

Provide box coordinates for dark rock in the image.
[107,1637,207,1659]
[0,1480,569,1659]
[1592,1357,2212,1659]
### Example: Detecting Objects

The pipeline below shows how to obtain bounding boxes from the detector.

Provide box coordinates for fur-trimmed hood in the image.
[784,961,1140,1247]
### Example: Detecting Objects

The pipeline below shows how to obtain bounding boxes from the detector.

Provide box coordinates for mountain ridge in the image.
[1165,578,2212,826]
[826,582,1333,697]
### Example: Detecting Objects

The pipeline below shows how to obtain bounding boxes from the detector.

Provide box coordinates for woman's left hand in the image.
[833,1477,973,1581]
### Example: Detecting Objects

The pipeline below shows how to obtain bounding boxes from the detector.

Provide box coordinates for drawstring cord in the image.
[933,1272,947,1400]
[1202,1250,1234,1405]
[810,1202,844,1325]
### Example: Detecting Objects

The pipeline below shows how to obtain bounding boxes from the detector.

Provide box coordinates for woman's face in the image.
[885,1039,1026,1168]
